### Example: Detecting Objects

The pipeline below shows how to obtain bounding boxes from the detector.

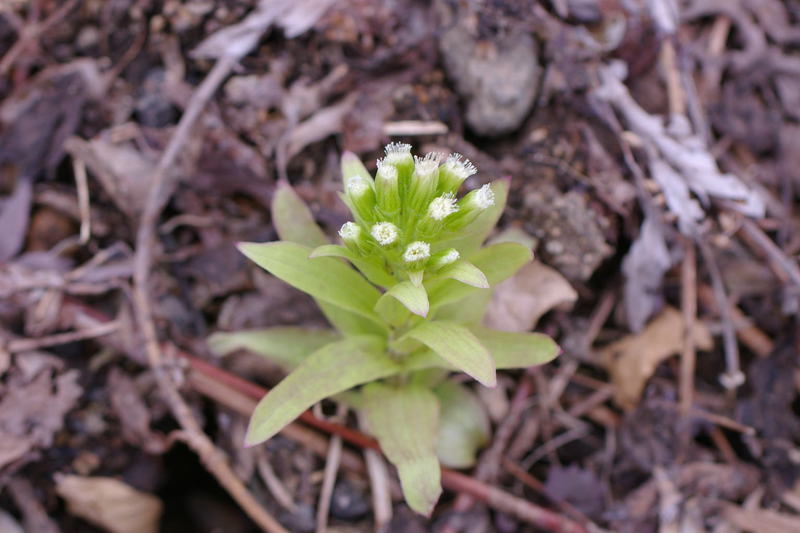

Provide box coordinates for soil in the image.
[2,1,800,532]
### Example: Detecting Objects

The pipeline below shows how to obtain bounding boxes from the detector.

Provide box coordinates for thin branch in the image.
[130,56,287,533]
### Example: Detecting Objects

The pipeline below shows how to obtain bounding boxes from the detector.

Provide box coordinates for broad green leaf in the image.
[469,326,560,369]
[341,151,374,182]
[439,260,489,288]
[318,301,386,337]
[208,327,339,370]
[238,242,383,326]
[245,336,397,445]
[362,383,441,516]
[436,179,509,255]
[310,244,395,288]
[434,381,490,468]
[401,321,496,387]
[377,281,428,317]
[434,290,492,324]
[271,180,329,248]
[428,242,532,312]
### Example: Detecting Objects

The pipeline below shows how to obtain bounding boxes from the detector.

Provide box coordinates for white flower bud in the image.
[345,175,370,197]
[471,183,495,209]
[443,154,476,181]
[339,221,360,241]
[371,222,399,246]
[402,241,430,263]
[384,142,412,165]
[428,193,459,220]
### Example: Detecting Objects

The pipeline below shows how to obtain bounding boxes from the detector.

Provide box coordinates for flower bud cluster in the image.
[338,143,494,284]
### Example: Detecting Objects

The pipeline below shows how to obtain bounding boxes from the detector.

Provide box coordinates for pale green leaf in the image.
[434,290,492,324]
[377,281,429,317]
[469,326,560,369]
[439,260,489,288]
[341,151,374,182]
[208,327,338,370]
[436,179,509,255]
[434,381,490,468]
[428,242,532,313]
[245,336,397,445]
[362,383,441,516]
[238,242,383,326]
[310,244,395,288]
[318,301,386,336]
[401,321,496,387]
[271,180,328,248]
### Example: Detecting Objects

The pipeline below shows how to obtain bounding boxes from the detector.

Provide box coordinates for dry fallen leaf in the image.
[723,503,800,533]
[55,475,163,533]
[484,260,578,332]
[600,307,712,410]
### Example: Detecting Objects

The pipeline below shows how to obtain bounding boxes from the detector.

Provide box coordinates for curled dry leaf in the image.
[600,307,712,410]
[484,260,578,333]
[55,475,163,533]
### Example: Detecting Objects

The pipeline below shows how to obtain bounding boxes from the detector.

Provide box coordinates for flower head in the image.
[443,154,476,182]
[345,175,370,197]
[472,183,495,209]
[376,159,398,184]
[371,222,398,246]
[384,142,412,165]
[440,249,459,264]
[339,221,360,241]
[403,241,431,263]
[428,193,459,220]
[413,153,442,180]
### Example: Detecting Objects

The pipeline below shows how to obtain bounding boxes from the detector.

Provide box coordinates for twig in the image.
[130,55,287,533]
[0,0,78,78]
[63,300,591,533]
[316,404,347,533]
[361,415,393,532]
[257,451,298,513]
[739,218,800,287]
[71,157,91,244]
[697,284,773,357]
[696,237,744,390]
[382,120,449,136]
[680,236,697,412]
[6,321,119,353]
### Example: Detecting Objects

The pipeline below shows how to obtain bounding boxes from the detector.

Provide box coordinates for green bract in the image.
[209,144,560,515]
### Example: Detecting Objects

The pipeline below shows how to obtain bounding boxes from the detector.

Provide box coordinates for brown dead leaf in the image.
[723,504,800,533]
[484,261,578,332]
[0,356,83,468]
[55,475,163,533]
[600,307,712,410]
[107,369,167,454]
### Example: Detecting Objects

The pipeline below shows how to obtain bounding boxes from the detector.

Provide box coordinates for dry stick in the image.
[72,158,91,244]
[316,405,347,533]
[697,284,774,357]
[178,349,588,533]
[739,218,800,287]
[443,374,535,533]
[696,237,744,390]
[680,236,697,413]
[130,56,288,533]
[6,320,119,353]
[0,0,78,77]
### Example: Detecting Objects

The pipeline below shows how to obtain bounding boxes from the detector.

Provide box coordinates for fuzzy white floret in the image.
[413,153,441,179]
[403,241,431,263]
[384,142,412,164]
[444,153,477,181]
[428,193,459,220]
[472,184,495,209]
[346,175,369,196]
[371,222,398,246]
[339,222,360,241]
[440,249,460,265]
[376,159,398,183]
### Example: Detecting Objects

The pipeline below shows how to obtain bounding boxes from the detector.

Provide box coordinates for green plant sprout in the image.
[209,143,560,515]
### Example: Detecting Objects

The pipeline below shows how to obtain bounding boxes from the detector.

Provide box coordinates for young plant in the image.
[209,144,559,515]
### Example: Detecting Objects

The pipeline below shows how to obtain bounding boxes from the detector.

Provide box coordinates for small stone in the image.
[330,479,370,520]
